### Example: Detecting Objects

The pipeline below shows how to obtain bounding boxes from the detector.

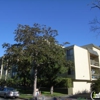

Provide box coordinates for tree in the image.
[91,78,100,93]
[90,0,100,9]
[37,44,68,94]
[2,23,70,96]
[90,0,100,35]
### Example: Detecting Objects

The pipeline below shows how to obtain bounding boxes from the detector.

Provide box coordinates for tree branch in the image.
[91,0,100,9]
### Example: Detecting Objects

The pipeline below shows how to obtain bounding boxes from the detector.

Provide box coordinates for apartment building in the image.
[66,44,100,95]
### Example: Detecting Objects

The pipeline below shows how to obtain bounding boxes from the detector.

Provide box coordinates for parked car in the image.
[0,87,19,98]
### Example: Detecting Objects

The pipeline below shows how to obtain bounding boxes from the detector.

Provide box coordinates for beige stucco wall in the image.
[67,44,100,95]
[74,45,90,80]
[72,81,91,94]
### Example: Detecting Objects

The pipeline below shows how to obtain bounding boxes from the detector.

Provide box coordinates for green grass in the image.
[19,93,33,99]
[19,91,67,99]
[41,91,67,97]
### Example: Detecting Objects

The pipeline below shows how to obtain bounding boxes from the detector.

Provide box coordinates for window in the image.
[68,68,71,75]
[67,49,73,56]
[66,48,74,60]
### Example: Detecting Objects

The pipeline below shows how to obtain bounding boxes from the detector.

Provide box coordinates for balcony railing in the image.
[92,74,100,79]
[90,60,99,66]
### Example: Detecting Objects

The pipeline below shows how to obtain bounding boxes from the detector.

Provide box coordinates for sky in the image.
[0,0,100,57]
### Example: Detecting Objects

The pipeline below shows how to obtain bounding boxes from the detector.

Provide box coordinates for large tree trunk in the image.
[50,86,54,94]
[0,57,4,79]
[0,63,3,79]
[33,68,37,97]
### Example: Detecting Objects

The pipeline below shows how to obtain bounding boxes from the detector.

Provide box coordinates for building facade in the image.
[66,44,100,95]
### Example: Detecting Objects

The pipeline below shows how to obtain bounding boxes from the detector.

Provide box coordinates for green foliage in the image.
[0,79,6,86]
[2,23,71,95]
[0,78,16,87]
[91,78,100,93]
[55,78,73,88]
[77,97,86,100]
[66,78,73,87]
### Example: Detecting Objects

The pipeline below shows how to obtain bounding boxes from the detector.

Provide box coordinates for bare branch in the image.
[91,26,100,32]
[91,0,100,9]
[91,3,100,9]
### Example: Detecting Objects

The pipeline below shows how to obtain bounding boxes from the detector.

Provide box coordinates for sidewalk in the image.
[19,93,92,100]
[33,95,89,100]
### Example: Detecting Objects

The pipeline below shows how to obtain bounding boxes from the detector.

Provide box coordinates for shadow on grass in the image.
[68,92,91,99]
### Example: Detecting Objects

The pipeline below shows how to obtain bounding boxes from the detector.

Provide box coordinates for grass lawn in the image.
[41,91,67,96]
[19,93,33,99]
[19,91,67,99]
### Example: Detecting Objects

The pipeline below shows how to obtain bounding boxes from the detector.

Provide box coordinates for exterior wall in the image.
[74,45,90,80]
[67,44,100,95]
[72,81,91,94]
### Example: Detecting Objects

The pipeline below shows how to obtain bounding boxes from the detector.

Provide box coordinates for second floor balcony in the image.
[91,68,100,80]
[92,74,100,80]
[90,60,99,66]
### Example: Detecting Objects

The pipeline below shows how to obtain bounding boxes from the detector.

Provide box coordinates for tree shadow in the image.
[67,90,91,99]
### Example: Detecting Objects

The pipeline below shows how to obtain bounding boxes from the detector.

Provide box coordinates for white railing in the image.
[92,74,100,79]
[90,60,99,66]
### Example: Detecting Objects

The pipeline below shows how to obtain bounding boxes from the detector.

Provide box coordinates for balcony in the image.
[90,60,99,66]
[92,74,100,80]
[91,68,100,80]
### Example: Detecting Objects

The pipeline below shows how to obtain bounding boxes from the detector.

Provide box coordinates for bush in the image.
[91,78,100,93]
[37,78,73,88]
[0,79,6,86]
[55,78,73,88]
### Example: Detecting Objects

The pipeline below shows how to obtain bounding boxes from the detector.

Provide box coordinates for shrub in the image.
[91,78,100,93]
[55,78,73,88]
